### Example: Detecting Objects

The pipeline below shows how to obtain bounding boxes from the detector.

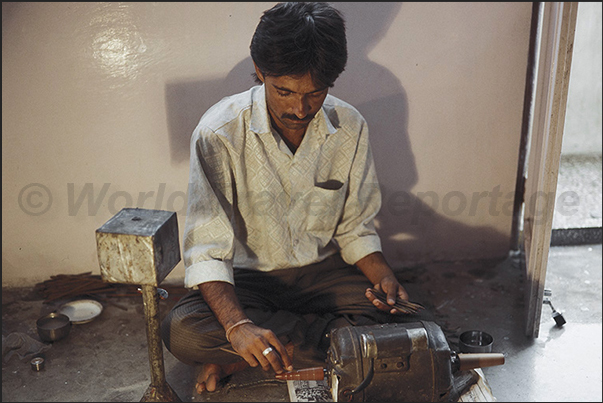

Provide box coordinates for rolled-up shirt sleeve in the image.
[183,126,236,289]
[333,119,383,265]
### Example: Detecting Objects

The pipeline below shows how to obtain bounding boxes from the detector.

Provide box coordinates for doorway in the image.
[551,1,602,244]
[520,2,601,338]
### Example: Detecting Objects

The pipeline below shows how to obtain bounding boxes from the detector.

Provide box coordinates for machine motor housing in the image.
[326,321,454,402]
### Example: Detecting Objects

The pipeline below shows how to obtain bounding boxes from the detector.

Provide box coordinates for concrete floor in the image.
[3,153,601,402]
[2,243,601,402]
[552,153,602,230]
[550,153,602,247]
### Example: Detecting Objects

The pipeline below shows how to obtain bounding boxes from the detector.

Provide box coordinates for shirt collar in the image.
[249,84,271,134]
[249,84,338,138]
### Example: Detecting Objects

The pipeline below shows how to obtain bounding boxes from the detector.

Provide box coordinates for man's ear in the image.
[253,62,265,83]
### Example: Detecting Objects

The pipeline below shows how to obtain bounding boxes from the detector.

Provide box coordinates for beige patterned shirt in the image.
[183,84,383,289]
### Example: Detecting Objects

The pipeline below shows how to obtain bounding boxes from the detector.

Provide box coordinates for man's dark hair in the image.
[250,2,347,88]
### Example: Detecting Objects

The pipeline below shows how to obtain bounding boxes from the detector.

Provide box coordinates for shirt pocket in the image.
[314,179,344,190]
[305,184,347,236]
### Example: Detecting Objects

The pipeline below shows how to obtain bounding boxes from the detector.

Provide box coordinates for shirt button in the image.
[293,239,299,246]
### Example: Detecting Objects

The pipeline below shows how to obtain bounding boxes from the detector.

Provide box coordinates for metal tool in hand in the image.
[367,288,425,314]
[96,208,182,402]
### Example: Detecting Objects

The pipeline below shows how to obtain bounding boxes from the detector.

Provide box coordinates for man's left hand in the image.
[365,275,409,314]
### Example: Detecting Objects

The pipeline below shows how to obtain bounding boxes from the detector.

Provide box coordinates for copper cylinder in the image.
[275,366,326,380]
[457,353,505,371]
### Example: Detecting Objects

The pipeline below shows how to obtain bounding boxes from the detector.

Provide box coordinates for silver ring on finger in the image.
[262,347,273,357]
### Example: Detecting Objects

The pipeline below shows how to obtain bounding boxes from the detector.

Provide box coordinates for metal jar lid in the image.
[31,356,45,371]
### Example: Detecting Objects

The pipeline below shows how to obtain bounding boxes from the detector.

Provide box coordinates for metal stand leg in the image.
[96,208,182,401]
[140,284,181,402]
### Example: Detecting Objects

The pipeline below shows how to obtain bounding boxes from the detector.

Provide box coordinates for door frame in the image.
[522,2,579,338]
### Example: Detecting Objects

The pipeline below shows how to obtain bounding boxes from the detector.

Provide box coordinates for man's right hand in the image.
[198,280,294,375]
[228,322,294,374]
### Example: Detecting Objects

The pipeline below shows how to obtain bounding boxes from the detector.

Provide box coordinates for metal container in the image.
[36,312,71,342]
[31,356,45,371]
[459,330,493,353]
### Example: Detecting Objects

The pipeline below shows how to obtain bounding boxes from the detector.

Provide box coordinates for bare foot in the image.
[195,342,295,393]
[195,360,248,393]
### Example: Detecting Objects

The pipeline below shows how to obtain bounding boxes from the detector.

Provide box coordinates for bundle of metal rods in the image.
[367,287,425,314]
[34,272,142,303]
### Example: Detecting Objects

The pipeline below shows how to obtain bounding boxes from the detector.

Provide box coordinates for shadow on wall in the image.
[164,2,509,266]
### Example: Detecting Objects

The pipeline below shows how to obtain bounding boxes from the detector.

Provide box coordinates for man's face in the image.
[255,66,329,135]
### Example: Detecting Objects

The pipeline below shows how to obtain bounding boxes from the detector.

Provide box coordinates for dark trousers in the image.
[161,254,415,366]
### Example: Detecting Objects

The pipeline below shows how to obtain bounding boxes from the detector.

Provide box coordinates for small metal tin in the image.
[31,356,45,371]
[459,330,493,353]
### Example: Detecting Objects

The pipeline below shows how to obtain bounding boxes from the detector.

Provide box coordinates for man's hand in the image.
[354,252,410,314]
[198,281,293,375]
[365,276,409,314]
[228,322,293,374]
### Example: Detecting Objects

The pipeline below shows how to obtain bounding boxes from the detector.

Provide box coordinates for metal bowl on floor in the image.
[459,330,493,353]
[36,312,71,342]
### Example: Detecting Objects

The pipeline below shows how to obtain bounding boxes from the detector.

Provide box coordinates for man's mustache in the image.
[282,113,315,122]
